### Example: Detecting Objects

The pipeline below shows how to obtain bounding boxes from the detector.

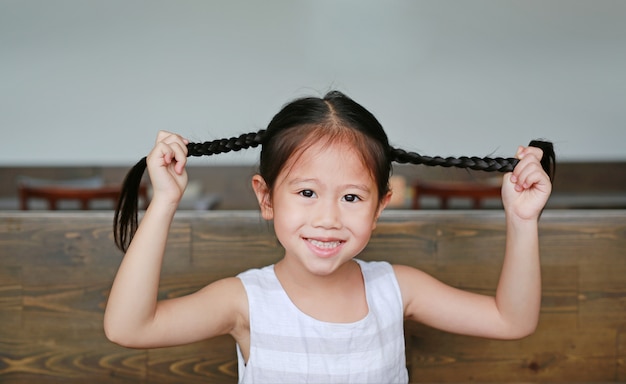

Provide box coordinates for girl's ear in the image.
[372,190,392,230]
[252,174,273,220]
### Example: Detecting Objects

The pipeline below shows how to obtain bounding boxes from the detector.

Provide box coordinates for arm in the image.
[396,146,551,340]
[104,131,246,348]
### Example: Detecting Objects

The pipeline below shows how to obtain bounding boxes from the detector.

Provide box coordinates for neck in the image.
[273,257,368,323]
[274,257,360,292]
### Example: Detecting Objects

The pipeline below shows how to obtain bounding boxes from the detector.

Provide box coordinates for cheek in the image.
[346,208,379,232]
[271,200,302,230]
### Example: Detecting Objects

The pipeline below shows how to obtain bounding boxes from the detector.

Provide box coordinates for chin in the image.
[303,257,354,276]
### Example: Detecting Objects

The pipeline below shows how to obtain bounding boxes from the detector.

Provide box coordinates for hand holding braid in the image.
[114,131,266,251]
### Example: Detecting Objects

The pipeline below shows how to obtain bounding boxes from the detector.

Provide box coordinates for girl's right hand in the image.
[146,131,189,205]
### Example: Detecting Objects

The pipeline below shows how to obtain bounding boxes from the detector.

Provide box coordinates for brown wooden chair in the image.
[18,177,148,210]
[411,179,502,209]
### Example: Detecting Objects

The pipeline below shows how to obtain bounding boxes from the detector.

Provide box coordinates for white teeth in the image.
[308,239,341,249]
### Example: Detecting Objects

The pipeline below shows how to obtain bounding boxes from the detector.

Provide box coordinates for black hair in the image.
[114,91,555,251]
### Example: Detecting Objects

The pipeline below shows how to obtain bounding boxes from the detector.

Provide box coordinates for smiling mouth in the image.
[307,239,343,249]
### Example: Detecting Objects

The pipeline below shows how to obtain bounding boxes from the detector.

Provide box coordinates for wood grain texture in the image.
[0,210,624,383]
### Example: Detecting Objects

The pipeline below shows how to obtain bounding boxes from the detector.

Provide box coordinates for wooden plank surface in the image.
[0,210,624,383]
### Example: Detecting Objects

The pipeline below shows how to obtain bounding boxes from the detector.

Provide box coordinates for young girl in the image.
[104,91,554,383]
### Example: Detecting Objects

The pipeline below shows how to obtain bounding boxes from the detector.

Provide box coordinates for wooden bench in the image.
[0,210,624,383]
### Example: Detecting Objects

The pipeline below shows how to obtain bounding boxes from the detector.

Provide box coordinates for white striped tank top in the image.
[236,259,409,383]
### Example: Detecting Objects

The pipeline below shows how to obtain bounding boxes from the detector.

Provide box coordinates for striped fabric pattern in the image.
[236,259,408,383]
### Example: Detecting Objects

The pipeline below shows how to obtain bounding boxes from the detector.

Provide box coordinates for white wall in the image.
[1,0,625,166]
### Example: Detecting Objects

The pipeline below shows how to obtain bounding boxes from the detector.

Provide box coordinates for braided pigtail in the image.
[113,130,266,252]
[187,130,266,157]
[391,140,555,181]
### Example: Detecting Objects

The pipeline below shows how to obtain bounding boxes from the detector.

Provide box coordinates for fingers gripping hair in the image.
[113,131,266,252]
[113,134,554,252]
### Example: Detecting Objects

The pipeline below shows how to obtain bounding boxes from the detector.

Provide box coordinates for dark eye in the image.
[343,194,361,203]
[299,189,316,198]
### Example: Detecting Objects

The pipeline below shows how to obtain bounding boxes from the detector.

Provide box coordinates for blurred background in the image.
[1,0,625,210]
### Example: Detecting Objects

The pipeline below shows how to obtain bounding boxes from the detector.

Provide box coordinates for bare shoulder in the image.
[391,264,432,312]
[391,264,461,322]
[392,264,434,288]
[196,276,249,330]
[199,276,247,300]
[209,276,249,354]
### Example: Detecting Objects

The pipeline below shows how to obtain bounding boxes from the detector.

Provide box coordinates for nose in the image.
[311,198,342,229]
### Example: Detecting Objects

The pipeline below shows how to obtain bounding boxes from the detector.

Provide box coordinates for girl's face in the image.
[252,140,391,277]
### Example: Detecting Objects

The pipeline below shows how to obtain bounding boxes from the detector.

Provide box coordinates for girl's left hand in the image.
[501,146,552,221]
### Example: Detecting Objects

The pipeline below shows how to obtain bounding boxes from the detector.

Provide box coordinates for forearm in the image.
[495,215,541,337]
[104,199,178,343]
